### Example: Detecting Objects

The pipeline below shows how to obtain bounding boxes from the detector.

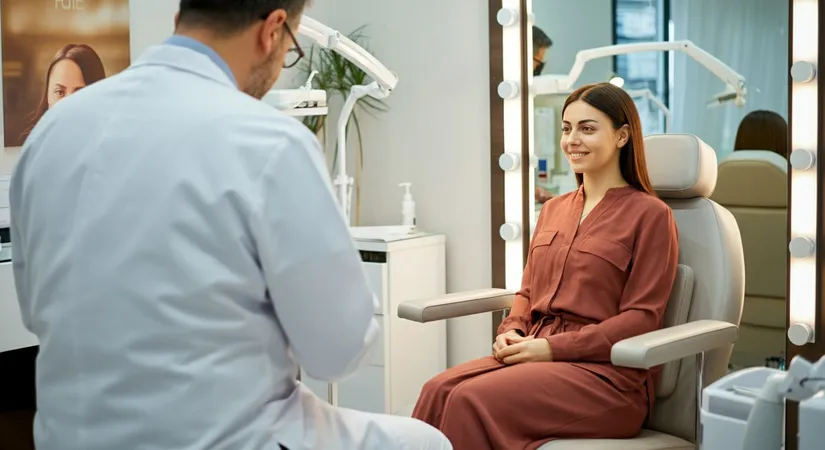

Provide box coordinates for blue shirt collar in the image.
[164,35,237,87]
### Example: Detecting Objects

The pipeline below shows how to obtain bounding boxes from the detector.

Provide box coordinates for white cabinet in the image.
[300,231,447,415]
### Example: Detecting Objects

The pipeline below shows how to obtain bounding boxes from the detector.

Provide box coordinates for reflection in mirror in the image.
[528,0,789,371]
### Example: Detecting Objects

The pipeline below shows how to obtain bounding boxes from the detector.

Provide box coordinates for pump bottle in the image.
[398,182,416,228]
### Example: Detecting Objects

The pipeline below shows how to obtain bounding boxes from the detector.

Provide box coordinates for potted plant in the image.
[294,25,389,225]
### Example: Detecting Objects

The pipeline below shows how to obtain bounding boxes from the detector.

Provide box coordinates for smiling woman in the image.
[562,82,655,197]
[413,80,680,449]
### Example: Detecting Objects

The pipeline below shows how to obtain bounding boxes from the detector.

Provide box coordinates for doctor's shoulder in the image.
[219,96,325,162]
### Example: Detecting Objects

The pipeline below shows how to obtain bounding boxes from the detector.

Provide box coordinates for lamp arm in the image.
[299,16,398,94]
[333,83,382,224]
[533,40,747,106]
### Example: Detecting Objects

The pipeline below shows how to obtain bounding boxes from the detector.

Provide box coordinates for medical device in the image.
[263,16,399,225]
[700,354,825,450]
[533,40,747,108]
[261,70,327,114]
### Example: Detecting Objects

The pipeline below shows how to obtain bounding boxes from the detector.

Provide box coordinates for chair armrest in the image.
[610,320,738,369]
[397,289,515,323]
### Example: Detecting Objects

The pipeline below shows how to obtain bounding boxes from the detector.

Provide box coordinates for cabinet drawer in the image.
[361,262,388,315]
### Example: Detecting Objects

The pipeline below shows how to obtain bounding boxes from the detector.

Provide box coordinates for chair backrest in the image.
[643,134,745,442]
[710,150,787,366]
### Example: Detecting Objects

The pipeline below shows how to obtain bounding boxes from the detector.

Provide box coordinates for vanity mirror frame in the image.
[488,0,532,332]
[488,1,825,448]
[786,1,825,447]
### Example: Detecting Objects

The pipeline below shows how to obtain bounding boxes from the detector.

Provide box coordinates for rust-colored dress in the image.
[412,185,679,450]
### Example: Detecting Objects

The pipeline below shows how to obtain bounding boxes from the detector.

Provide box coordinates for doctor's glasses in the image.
[282,22,304,69]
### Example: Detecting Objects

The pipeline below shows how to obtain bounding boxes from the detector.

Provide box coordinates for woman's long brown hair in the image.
[21,44,107,142]
[562,82,656,196]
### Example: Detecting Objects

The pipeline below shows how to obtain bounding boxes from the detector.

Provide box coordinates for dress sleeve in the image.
[496,203,550,336]
[545,205,679,362]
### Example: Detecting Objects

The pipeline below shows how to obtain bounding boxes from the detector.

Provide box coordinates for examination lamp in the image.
[532,40,748,108]
[262,16,398,408]
[608,75,625,88]
[262,16,399,225]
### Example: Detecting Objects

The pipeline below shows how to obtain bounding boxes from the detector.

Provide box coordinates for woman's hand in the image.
[492,330,531,358]
[495,338,553,364]
[493,330,534,362]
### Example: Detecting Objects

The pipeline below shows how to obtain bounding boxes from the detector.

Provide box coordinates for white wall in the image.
[304,0,493,366]
[130,0,178,59]
[534,0,614,85]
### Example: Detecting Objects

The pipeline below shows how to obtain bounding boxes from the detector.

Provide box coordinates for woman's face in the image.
[560,100,628,176]
[47,59,86,108]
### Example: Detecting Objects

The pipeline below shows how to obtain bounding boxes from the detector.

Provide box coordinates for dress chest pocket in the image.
[576,236,632,273]
[529,230,558,269]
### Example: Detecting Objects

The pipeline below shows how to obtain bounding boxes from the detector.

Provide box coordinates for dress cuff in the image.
[497,315,530,336]
[544,333,578,362]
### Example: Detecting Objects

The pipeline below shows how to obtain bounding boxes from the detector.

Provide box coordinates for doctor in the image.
[9,1,451,449]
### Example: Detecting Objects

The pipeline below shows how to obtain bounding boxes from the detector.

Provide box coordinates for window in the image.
[613,0,670,134]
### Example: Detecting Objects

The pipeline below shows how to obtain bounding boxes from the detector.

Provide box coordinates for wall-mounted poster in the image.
[0,0,130,148]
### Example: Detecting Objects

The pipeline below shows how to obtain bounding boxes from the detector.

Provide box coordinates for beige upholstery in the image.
[398,133,745,449]
[710,150,787,369]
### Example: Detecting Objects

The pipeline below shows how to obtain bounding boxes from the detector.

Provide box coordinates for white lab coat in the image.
[10,43,450,450]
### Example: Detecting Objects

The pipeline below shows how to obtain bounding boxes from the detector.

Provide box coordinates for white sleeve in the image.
[252,128,379,382]
[9,172,31,332]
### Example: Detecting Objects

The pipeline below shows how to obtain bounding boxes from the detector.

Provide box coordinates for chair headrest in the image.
[712,150,787,207]
[644,134,718,199]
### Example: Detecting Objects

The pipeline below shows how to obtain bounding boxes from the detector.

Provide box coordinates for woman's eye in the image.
[53,89,65,97]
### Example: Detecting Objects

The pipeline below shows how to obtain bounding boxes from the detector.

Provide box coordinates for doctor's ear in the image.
[259,9,288,52]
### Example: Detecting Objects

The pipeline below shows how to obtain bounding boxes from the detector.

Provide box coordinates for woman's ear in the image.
[617,124,630,148]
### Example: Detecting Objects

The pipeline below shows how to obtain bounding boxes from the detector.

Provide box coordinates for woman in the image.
[21,44,106,141]
[413,83,679,449]
[733,110,788,158]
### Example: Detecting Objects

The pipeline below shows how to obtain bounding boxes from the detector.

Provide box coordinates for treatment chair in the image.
[710,150,787,369]
[398,134,745,449]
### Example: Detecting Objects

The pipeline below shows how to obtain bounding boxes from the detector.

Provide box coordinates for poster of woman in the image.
[0,0,130,148]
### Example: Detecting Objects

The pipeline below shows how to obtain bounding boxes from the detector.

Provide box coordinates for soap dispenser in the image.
[398,182,416,228]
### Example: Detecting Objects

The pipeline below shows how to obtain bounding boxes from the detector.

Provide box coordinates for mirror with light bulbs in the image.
[521,0,790,371]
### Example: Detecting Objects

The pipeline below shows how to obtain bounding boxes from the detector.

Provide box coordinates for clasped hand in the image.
[492,330,553,364]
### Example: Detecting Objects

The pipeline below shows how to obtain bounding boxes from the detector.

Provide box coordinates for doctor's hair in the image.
[533,26,553,51]
[563,82,656,196]
[734,110,788,158]
[177,0,310,35]
[21,44,106,143]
